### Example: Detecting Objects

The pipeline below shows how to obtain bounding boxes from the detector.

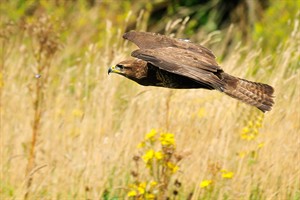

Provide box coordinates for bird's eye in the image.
[116,64,124,70]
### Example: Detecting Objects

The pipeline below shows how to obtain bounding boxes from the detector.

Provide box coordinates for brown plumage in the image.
[108,31,274,112]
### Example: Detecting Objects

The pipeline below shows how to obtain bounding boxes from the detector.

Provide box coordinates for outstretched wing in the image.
[123,31,217,64]
[131,47,224,90]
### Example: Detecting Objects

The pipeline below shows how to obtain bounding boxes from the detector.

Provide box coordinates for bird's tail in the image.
[222,73,274,112]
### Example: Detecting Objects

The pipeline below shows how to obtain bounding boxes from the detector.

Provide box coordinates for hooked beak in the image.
[108,67,112,74]
[108,65,121,75]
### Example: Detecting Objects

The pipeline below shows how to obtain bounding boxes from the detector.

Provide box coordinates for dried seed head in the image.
[25,15,62,59]
[133,155,140,161]
[131,170,138,177]
[174,179,182,188]
[174,153,183,162]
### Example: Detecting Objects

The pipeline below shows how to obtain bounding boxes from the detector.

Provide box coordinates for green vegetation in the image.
[1,0,299,199]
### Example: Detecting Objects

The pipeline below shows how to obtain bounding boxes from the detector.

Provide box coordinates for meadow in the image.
[1,1,299,199]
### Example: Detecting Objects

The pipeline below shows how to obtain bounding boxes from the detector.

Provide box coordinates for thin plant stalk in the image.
[23,15,60,199]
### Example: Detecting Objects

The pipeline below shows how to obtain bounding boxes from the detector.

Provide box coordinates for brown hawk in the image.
[108,31,274,112]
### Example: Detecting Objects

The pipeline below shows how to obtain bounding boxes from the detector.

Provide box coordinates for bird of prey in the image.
[108,31,274,112]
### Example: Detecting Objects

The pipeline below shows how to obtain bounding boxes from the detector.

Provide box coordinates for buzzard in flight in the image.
[108,31,274,112]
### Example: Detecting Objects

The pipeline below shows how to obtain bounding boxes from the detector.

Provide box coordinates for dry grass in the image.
[1,3,299,200]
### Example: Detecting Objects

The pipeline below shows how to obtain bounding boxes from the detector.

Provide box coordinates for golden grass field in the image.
[1,1,299,199]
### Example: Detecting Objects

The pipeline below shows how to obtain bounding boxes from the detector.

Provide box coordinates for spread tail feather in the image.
[222,73,274,112]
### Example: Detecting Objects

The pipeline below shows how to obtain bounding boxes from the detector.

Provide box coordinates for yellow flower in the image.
[222,171,234,179]
[240,133,247,140]
[154,151,163,160]
[145,129,157,141]
[258,142,265,148]
[149,181,158,188]
[167,162,179,173]
[137,182,146,195]
[255,121,262,128]
[248,134,256,140]
[142,149,155,163]
[159,133,175,146]
[145,193,156,199]
[240,133,256,141]
[242,127,250,134]
[200,180,213,188]
[127,190,137,197]
[221,169,234,179]
[248,121,254,128]
[137,141,145,148]
[238,151,247,158]
[128,182,147,197]
[257,115,264,122]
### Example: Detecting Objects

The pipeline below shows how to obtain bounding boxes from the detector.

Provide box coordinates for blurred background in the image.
[1,0,299,199]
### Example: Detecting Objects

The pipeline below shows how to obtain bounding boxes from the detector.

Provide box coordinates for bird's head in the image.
[108,59,148,81]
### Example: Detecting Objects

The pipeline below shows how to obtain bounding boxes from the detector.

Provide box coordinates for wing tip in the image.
[123,31,160,40]
[123,31,133,39]
[123,30,139,40]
